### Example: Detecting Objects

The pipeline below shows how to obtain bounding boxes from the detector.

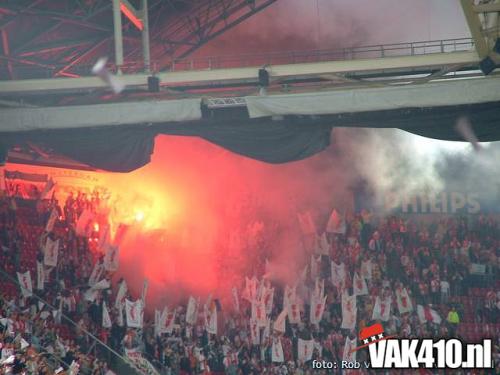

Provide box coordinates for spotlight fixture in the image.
[258,68,270,87]
[147,76,160,93]
[479,56,497,75]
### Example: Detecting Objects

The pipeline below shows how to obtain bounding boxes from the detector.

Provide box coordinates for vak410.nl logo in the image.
[353,323,494,370]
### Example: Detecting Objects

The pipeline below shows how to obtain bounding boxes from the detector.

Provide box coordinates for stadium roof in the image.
[0,0,499,171]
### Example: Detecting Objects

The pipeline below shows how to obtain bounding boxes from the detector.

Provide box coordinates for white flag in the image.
[283,284,297,308]
[243,276,258,302]
[315,232,330,255]
[75,209,93,237]
[88,262,104,287]
[341,291,357,330]
[287,302,301,324]
[125,299,143,328]
[331,261,346,289]
[231,287,239,312]
[36,261,44,291]
[271,338,284,363]
[396,288,413,314]
[141,279,149,304]
[43,238,59,267]
[40,178,56,200]
[45,208,58,232]
[251,298,267,327]
[353,272,368,296]
[297,211,316,235]
[17,271,32,298]
[103,244,120,272]
[205,303,217,335]
[372,296,391,322]
[417,305,441,325]
[115,280,127,309]
[297,338,314,362]
[163,309,176,334]
[273,309,287,333]
[102,301,112,328]
[92,279,110,290]
[262,287,274,315]
[186,296,198,325]
[310,294,327,325]
[342,337,357,362]
[326,209,346,234]
[154,309,163,337]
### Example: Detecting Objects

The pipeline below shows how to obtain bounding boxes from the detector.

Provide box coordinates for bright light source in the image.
[135,211,145,222]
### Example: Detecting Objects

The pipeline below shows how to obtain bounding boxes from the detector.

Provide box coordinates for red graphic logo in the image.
[351,323,396,353]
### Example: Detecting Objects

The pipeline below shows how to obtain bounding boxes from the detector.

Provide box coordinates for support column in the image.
[112,0,124,74]
[142,0,151,73]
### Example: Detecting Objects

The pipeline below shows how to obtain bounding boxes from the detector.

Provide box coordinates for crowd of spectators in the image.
[0,183,499,374]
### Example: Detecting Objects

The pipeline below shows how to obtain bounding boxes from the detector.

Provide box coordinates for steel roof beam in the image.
[0,50,479,94]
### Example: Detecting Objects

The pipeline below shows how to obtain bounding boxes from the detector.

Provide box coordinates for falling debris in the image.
[92,57,125,94]
[455,117,481,152]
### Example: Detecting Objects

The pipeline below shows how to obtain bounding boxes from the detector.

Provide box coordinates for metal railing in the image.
[0,37,475,80]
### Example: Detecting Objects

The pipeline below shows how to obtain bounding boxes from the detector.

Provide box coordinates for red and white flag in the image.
[75,209,93,237]
[115,280,127,309]
[43,238,59,267]
[341,291,357,330]
[125,299,143,328]
[342,337,357,362]
[315,232,329,255]
[372,296,392,322]
[297,211,316,235]
[163,309,176,334]
[331,261,346,289]
[205,302,217,335]
[283,284,297,308]
[271,338,284,363]
[310,255,321,279]
[103,244,120,272]
[243,276,258,302]
[310,294,327,325]
[417,305,441,324]
[353,272,368,296]
[102,301,112,328]
[36,261,44,291]
[287,302,301,324]
[45,208,58,232]
[273,309,287,333]
[231,287,240,312]
[17,271,32,298]
[40,178,56,200]
[396,288,413,314]
[262,286,274,315]
[326,209,346,234]
[88,262,104,287]
[186,296,198,325]
[297,338,314,362]
[249,319,260,345]
[251,298,267,327]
